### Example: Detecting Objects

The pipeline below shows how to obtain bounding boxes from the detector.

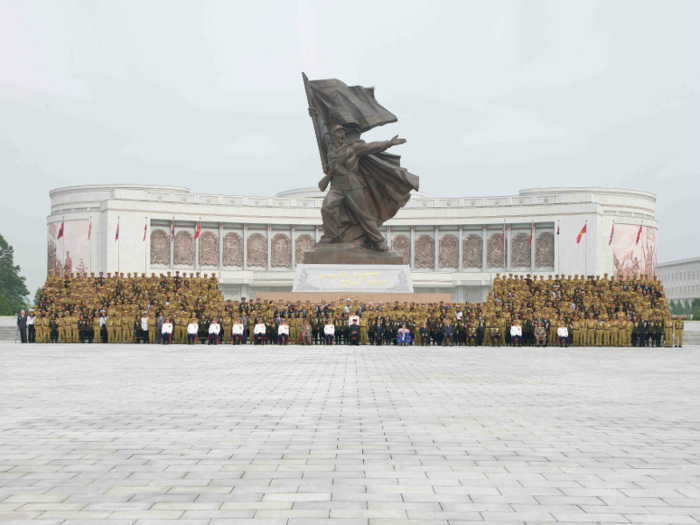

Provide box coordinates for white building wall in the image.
[47,184,659,300]
[658,258,700,301]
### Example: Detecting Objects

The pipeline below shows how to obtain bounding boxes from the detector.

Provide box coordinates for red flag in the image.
[57,221,65,239]
[88,219,92,241]
[194,223,201,240]
[609,222,614,246]
[171,221,175,241]
[143,223,147,241]
[115,221,120,241]
[501,223,506,243]
[576,224,587,244]
[529,222,534,245]
[556,223,560,235]
[636,225,643,245]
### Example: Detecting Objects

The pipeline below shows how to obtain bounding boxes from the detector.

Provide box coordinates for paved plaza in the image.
[1,344,700,525]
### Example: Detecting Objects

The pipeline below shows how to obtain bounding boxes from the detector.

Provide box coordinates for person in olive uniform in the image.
[673,316,684,347]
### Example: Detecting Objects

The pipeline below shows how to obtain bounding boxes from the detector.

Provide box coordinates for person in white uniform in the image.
[161,318,173,344]
[232,318,244,345]
[557,322,569,347]
[510,320,522,347]
[208,318,221,345]
[324,319,335,345]
[277,319,290,345]
[254,318,266,345]
[187,318,199,345]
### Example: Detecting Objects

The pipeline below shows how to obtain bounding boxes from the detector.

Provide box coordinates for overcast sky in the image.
[1,0,698,295]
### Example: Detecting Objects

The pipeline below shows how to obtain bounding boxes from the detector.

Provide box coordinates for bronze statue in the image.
[303,74,419,254]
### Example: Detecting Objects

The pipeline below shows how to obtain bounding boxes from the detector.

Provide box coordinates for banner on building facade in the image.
[48,220,89,277]
[613,224,657,279]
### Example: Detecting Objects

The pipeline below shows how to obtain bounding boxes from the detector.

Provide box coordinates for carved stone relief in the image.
[223,232,243,267]
[198,231,218,266]
[415,235,435,269]
[536,232,555,267]
[174,230,194,266]
[487,233,507,268]
[511,232,531,267]
[391,234,410,265]
[271,233,291,268]
[246,232,267,267]
[439,234,458,268]
[462,234,482,268]
[295,234,315,265]
[150,229,170,265]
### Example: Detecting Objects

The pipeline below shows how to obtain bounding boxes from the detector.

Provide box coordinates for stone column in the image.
[482,225,487,270]
[386,226,391,250]
[410,226,415,270]
[458,226,463,272]
[291,226,296,270]
[434,226,439,270]
[267,225,272,270]
[315,226,320,243]
[243,224,248,271]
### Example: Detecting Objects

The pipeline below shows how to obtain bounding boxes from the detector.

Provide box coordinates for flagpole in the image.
[117,216,120,275]
[145,217,148,275]
[503,220,506,270]
[556,220,560,276]
[610,220,614,277]
[61,216,65,278]
[302,72,330,191]
[170,218,175,271]
[584,220,588,278]
[88,218,91,275]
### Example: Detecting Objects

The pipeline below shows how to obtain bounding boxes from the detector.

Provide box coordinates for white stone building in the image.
[47,184,658,302]
[657,257,700,303]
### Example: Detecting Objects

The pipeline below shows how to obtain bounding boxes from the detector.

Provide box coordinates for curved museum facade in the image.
[47,184,658,302]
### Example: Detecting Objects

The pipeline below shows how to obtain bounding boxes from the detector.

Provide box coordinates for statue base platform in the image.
[303,243,405,265]
[293,264,413,293]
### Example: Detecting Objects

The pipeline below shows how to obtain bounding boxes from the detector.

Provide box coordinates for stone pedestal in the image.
[303,243,405,265]
[293,264,414,293]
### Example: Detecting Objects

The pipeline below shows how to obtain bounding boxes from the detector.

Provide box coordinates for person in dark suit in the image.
[348,319,360,346]
[419,322,430,346]
[375,321,385,346]
[17,310,28,343]
[442,320,454,347]
[637,318,647,347]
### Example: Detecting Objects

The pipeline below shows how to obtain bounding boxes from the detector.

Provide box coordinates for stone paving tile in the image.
[1,344,699,524]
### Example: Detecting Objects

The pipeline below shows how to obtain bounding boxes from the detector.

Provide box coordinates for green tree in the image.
[34,286,43,306]
[0,234,29,315]
[683,299,693,315]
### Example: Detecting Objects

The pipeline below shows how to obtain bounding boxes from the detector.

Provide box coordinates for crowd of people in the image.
[20,270,685,348]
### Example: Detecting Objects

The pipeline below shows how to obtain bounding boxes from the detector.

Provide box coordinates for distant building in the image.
[657,257,700,302]
[47,184,658,302]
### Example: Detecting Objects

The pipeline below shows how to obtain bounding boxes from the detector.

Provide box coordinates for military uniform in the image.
[106,316,115,343]
[673,318,684,347]
[572,318,580,346]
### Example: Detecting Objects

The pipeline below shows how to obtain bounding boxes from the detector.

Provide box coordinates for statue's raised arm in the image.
[354,135,407,157]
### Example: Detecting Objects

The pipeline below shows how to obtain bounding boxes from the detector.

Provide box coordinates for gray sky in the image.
[1,0,698,296]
